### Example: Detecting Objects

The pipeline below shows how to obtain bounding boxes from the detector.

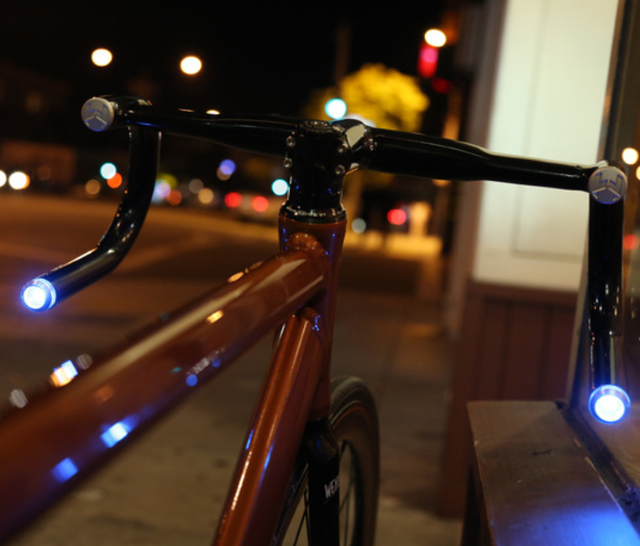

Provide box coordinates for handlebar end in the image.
[588,166,627,204]
[81,97,115,132]
[21,278,57,312]
[589,384,631,423]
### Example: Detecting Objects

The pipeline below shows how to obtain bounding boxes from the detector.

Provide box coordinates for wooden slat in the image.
[475,300,509,400]
[502,305,546,399]
[438,281,577,517]
[468,401,640,545]
[439,288,487,516]
[540,307,577,398]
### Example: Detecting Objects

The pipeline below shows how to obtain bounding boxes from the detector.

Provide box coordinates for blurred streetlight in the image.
[271,179,289,196]
[9,171,29,190]
[180,56,202,75]
[325,98,348,119]
[622,147,639,165]
[424,29,447,48]
[91,48,113,67]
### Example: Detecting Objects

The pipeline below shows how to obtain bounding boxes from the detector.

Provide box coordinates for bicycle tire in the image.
[273,376,380,546]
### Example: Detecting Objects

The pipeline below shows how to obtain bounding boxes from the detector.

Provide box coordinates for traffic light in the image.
[418,29,453,94]
[418,42,439,79]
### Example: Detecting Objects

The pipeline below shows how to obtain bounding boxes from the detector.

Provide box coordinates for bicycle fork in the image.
[304,418,341,546]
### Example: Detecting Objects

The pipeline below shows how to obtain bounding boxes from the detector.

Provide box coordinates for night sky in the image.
[0,1,445,115]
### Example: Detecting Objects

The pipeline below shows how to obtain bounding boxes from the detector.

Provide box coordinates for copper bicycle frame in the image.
[0,213,347,545]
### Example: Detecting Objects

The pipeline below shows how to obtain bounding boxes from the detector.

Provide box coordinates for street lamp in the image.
[180,56,202,75]
[91,48,113,67]
[418,28,448,80]
[424,29,447,48]
[325,98,348,120]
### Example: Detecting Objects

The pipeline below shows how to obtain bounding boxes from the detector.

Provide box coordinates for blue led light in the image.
[101,421,132,448]
[21,278,57,311]
[589,384,631,423]
[218,159,236,176]
[52,458,78,482]
[245,429,254,451]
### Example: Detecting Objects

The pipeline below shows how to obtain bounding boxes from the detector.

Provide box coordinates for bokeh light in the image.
[84,179,101,197]
[91,48,113,67]
[424,29,447,47]
[100,162,117,180]
[107,173,123,189]
[9,171,30,190]
[352,218,367,233]
[622,147,639,165]
[153,180,172,203]
[188,178,204,194]
[325,98,347,120]
[167,189,182,206]
[198,188,215,205]
[225,192,243,208]
[180,56,202,75]
[271,179,289,196]
[252,195,269,213]
[387,208,407,226]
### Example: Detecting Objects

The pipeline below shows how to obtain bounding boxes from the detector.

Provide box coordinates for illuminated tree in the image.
[304,65,429,231]
[304,63,429,132]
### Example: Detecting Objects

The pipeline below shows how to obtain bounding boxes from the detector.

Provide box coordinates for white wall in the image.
[472,0,619,290]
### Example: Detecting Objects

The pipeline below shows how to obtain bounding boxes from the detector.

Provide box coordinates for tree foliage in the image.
[304,63,428,132]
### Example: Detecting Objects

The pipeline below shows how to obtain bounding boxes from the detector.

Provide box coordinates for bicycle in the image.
[0,95,628,545]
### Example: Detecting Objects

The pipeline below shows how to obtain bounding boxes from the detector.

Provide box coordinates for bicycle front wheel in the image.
[274,376,380,546]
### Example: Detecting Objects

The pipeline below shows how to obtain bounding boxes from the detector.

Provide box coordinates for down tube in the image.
[0,250,324,542]
[215,309,329,546]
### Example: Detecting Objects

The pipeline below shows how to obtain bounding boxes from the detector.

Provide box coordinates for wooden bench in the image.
[462,401,640,545]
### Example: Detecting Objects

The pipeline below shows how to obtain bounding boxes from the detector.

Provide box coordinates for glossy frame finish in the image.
[1,85,631,544]
[0,236,331,541]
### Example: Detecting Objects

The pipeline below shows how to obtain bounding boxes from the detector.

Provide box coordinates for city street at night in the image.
[0,192,460,545]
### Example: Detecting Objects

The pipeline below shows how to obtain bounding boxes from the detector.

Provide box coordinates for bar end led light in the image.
[589,384,631,424]
[21,278,57,311]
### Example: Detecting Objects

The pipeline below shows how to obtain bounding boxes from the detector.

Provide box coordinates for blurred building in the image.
[0,61,77,190]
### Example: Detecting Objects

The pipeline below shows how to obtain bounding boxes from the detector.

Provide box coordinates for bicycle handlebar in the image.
[83,96,615,193]
[21,95,627,314]
[19,94,632,423]
[21,103,160,311]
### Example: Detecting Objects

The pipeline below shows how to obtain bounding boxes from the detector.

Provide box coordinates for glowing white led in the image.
[21,279,57,311]
[589,384,631,423]
[101,422,131,448]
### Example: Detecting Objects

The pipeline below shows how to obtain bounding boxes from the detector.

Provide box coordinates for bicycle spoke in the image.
[339,444,358,546]
[291,489,310,546]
